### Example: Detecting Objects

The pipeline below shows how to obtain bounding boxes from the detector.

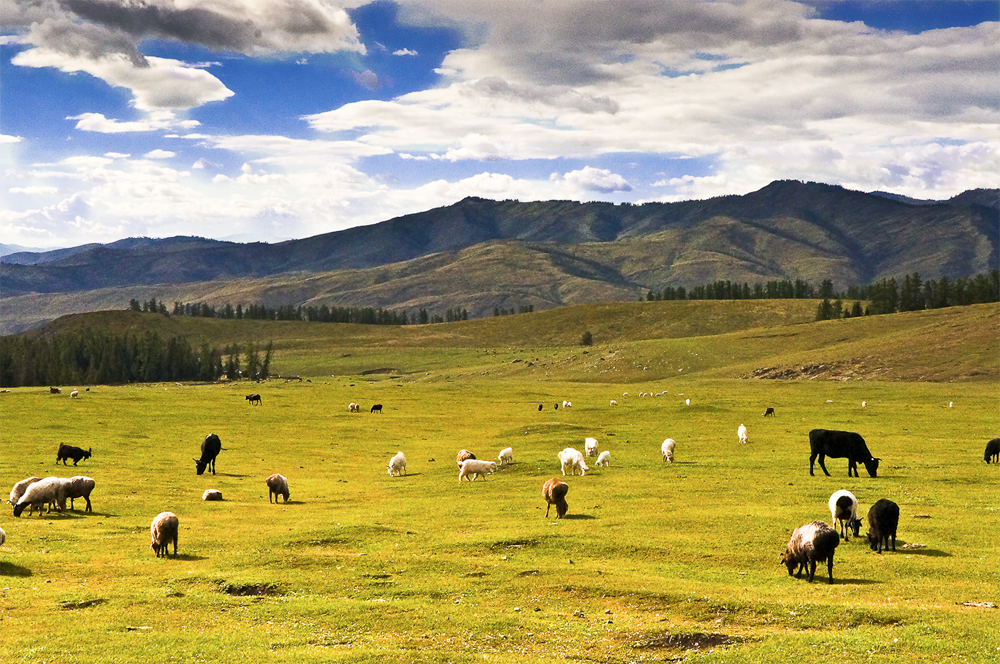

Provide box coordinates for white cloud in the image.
[69,111,200,133]
[144,149,176,160]
[9,186,60,195]
[393,48,418,56]
[552,167,632,194]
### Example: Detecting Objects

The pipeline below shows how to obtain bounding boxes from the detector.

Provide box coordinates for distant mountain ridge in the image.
[1,180,997,334]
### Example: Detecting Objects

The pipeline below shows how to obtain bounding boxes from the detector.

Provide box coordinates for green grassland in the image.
[1,301,998,663]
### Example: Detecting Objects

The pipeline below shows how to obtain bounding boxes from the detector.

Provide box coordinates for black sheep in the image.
[984,438,1000,463]
[780,521,840,583]
[866,499,900,553]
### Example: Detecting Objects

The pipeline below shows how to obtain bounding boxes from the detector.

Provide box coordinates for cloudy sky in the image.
[1,0,997,249]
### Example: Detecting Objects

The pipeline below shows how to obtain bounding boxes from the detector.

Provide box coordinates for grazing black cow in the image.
[56,444,92,466]
[371,404,383,414]
[194,433,222,475]
[809,429,880,477]
[763,407,775,417]
[246,393,261,405]
[984,438,1000,464]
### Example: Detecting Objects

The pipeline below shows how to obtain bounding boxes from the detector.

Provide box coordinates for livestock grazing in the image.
[50,387,61,394]
[387,451,407,477]
[584,437,599,457]
[763,407,775,417]
[202,489,223,501]
[60,476,95,512]
[348,402,359,413]
[809,429,880,478]
[245,393,261,405]
[538,404,543,411]
[497,447,514,466]
[8,476,42,506]
[542,478,569,518]
[558,448,589,476]
[56,444,92,466]
[70,389,79,398]
[685,398,690,406]
[456,449,477,468]
[554,403,559,410]
[780,521,840,584]
[562,400,572,408]
[194,433,222,475]
[861,401,867,409]
[150,511,179,558]
[737,424,748,444]
[984,438,1000,464]
[13,477,64,517]
[828,489,861,541]
[661,438,676,463]
[459,459,497,482]
[866,499,900,553]
[595,450,611,467]
[609,399,617,406]
[0,525,4,547]
[266,473,290,503]
[371,404,383,414]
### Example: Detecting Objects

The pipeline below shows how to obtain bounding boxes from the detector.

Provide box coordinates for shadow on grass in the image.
[887,547,952,557]
[0,563,32,577]
[832,578,881,585]
[166,553,209,562]
[563,514,598,520]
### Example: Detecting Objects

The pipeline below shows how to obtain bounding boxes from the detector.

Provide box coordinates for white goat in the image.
[661,438,676,463]
[459,459,496,482]
[584,437,599,457]
[558,448,589,476]
[595,450,611,467]
[497,447,514,466]
[737,423,748,444]
[387,451,407,477]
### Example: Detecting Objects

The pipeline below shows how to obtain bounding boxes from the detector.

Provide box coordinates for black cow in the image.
[763,407,775,417]
[809,429,880,478]
[57,444,92,466]
[194,433,222,475]
[371,404,383,414]
[985,438,1000,463]
[246,394,261,405]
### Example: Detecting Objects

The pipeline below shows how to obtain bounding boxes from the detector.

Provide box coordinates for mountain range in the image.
[1,180,996,335]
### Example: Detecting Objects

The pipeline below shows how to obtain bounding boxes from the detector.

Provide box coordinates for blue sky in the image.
[1,0,997,248]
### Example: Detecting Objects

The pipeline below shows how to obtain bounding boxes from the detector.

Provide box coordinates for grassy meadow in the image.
[1,301,998,663]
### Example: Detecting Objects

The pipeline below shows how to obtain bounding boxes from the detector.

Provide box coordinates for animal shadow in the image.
[0,562,33,577]
[562,514,598,520]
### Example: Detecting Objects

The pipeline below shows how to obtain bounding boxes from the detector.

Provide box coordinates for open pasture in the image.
[1,304,998,662]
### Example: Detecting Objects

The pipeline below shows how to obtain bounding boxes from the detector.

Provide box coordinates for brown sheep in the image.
[150,512,179,558]
[266,473,290,503]
[542,478,569,519]
[456,449,476,468]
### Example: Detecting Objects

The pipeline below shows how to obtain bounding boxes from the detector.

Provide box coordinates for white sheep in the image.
[70,389,79,398]
[685,398,690,406]
[150,511,179,558]
[348,402,359,413]
[59,476,95,512]
[459,459,496,482]
[595,450,611,467]
[12,477,65,517]
[609,399,618,406]
[7,476,41,506]
[387,451,407,477]
[828,489,861,541]
[0,525,5,547]
[562,400,572,408]
[584,437,599,457]
[266,473,290,503]
[202,489,223,501]
[558,448,589,476]
[497,447,514,466]
[661,438,676,463]
[861,400,867,409]
[737,423,748,444]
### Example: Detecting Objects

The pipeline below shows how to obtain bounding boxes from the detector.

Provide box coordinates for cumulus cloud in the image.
[144,149,176,159]
[552,167,632,194]
[69,111,200,133]
[393,48,418,56]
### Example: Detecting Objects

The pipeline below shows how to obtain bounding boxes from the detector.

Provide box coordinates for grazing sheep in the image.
[542,478,569,518]
[202,489,223,501]
[538,404,543,411]
[60,476,95,512]
[245,393,261,405]
[780,521,840,584]
[609,400,617,406]
[685,398,690,406]
[497,447,514,466]
[595,450,610,467]
[984,438,1000,464]
[456,449,477,468]
[0,525,4,547]
[56,444,92,466]
[194,433,222,475]
[558,448,589,476]
[866,499,900,553]
[661,438,676,463]
[348,402,359,413]
[459,459,497,482]
[763,407,775,417]
[737,424,748,444]
[828,489,861,541]
[70,389,79,398]
[8,476,42,506]
[387,451,407,477]
[13,477,65,517]
[50,387,61,394]
[861,400,867,408]
[150,511,179,558]
[371,403,383,414]
[584,437,599,457]
[562,400,572,408]
[266,473,290,503]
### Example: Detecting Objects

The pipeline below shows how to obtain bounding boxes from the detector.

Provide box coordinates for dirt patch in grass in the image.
[61,598,107,610]
[743,359,890,380]
[628,631,746,651]
[221,583,282,597]
[489,538,539,551]
[361,367,399,375]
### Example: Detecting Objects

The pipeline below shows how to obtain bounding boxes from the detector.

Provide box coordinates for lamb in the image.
[984,438,1000,463]
[866,498,900,553]
[661,438,676,463]
[387,451,407,477]
[456,449,477,468]
[595,450,611,467]
[150,511,179,558]
[56,444,92,466]
[266,473,290,503]
[59,476,95,512]
[558,448,589,476]
[202,489,223,501]
[828,489,861,540]
[779,521,840,584]
[584,437,599,457]
[7,476,41,507]
[737,424,748,444]
[497,447,513,466]
[12,477,65,517]
[542,478,569,518]
[459,459,497,482]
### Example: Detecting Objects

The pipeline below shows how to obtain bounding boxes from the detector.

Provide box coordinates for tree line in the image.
[0,328,273,388]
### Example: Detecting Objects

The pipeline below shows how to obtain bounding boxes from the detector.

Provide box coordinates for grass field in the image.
[1,302,998,663]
